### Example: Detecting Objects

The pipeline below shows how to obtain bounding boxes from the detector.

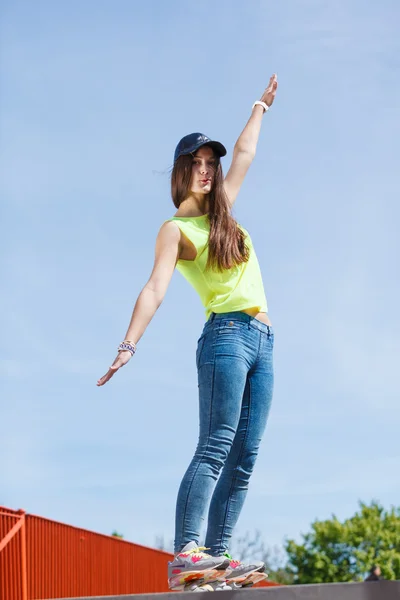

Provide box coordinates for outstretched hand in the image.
[97,350,132,386]
[260,74,278,107]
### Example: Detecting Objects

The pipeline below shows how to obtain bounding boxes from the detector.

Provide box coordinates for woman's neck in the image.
[177,196,209,216]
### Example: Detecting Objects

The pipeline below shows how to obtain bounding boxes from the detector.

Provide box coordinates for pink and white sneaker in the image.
[168,542,230,590]
[221,552,266,584]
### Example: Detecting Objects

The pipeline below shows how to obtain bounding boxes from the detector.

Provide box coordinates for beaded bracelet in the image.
[117,341,137,356]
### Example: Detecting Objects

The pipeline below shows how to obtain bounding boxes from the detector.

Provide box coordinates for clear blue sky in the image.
[1,0,399,555]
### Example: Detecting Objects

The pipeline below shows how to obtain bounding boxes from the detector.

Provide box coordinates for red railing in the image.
[0,505,280,599]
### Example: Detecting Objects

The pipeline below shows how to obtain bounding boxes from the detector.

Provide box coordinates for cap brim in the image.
[176,140,227,162]
[204,141,227,158]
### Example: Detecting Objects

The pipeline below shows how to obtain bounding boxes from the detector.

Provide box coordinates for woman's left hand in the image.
[97,350,132,386]
[260,74,278,107]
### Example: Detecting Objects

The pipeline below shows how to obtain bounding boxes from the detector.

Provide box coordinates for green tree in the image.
[285,501,400,583]
[111,530,124,539]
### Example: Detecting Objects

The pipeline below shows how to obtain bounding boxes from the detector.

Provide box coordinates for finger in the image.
[265,81,278,98]
[97,366,118,386]
[97,373,111,386]
[265,79,277,93]
[97,375,112,386]
[97,375,109,386]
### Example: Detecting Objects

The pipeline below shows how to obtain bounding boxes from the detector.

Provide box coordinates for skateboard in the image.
[169,564,269,591]
[169,566,226,591]
[230,570,269,588]
[173,568,269,591]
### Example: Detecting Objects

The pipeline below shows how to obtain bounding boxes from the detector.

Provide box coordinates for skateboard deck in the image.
[169,567,223,591]
[170,566,268,591]
[233,570,269,588]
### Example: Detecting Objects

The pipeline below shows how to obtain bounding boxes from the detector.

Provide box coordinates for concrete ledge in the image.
[46,580,400,600]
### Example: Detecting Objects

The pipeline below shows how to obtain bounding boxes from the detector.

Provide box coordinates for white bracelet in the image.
[252,100,269,113]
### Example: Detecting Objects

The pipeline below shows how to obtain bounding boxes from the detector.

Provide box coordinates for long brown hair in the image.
[171,149,249,271]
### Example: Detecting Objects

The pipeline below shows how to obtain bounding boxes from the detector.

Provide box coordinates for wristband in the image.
[252,100,269,113]
[118,341,136,356]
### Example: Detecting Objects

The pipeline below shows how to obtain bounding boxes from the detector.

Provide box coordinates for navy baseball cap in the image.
[174,133,227,163]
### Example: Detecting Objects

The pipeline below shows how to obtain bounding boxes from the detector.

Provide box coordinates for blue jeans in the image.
[174,311,274,555]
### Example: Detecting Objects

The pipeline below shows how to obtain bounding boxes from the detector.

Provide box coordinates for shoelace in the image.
[181,546,211,558]
[223,552,241,567]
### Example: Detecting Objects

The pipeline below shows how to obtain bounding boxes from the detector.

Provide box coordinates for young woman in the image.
[98,74,278,591]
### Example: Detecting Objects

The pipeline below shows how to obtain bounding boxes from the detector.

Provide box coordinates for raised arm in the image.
[97,221,180,386]
[224,74,278,207]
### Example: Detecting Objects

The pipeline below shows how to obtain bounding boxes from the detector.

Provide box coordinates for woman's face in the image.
[189,146,217,195]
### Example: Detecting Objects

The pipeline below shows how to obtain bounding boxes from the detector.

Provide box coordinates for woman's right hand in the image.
[260,73,278,108]
[97,350,132,386]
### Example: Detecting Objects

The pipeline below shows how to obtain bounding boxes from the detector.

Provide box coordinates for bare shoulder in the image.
[159,219,180,235]
[156,220,181,246]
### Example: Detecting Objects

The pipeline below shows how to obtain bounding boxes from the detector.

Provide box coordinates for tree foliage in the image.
[285,501,400,583]
[111,530,124,538]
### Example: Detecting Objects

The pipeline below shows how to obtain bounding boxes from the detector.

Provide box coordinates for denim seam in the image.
[179,331,216,549]
[256,327,263,362]
[196,336,206,368]
[217,376,252,554]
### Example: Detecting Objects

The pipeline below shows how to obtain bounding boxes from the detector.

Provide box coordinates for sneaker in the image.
[168,542,230,590]
[222,552,265,583]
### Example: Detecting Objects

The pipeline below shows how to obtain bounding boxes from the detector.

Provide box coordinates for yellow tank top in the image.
[169,215,268,318]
